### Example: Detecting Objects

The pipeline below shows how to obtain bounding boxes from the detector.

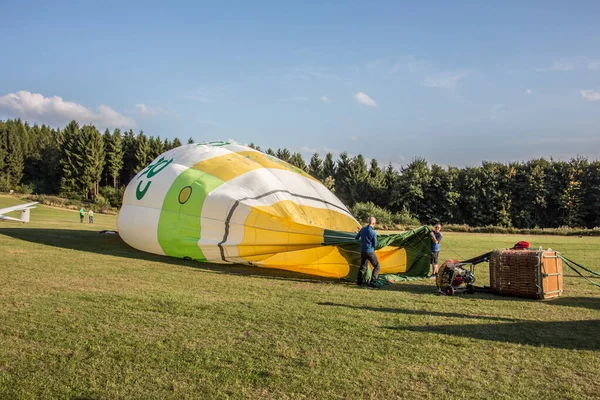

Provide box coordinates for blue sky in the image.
[1,0,599,167]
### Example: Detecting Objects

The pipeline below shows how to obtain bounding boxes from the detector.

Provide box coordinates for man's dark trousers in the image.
[357,252,381,285]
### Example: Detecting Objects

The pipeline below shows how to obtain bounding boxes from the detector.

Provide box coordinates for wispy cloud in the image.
[300,146,317,153]
[277,96,309,103]
[350,136,359,141]
[320,96,330,103]
[0,90,135,129]
[389,55,430,74]
[287,65,340,81]
[536,57,587,72]
[135,103,158,116]
[580,89,600,102]
[589,60,600,70]
[184,86,229,103]
[134,103,178,118]
[422,70,471,89]
[353,92,378,107]
[525,89,533,95]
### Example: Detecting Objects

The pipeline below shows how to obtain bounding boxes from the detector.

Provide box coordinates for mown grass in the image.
[1,195,599,399]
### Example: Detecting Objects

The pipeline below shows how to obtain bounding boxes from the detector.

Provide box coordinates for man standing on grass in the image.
[429,223,443,279]
[89,209,94,223]
[355,216,381,288]
[79,207,85,223]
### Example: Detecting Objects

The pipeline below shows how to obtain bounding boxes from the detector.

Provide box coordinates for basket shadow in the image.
[545,296,600,311]
[316,302,521,322]
[383,319,600,350]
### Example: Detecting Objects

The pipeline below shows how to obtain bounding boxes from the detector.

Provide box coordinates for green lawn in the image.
[1,195,599,399]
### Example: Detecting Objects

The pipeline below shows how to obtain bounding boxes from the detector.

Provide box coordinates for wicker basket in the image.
[489,249,563,299]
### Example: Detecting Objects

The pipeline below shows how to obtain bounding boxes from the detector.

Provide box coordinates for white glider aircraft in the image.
[0,202,38,223]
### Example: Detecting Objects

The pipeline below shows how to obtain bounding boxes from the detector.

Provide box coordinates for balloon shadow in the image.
[0,228,340,284]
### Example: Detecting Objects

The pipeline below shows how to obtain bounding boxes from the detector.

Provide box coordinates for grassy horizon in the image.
[1,195,599,399]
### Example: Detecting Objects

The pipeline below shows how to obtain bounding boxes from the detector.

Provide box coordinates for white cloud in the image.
[525,89,533,95]
[300,146,317,153]
[353,92,378,107]
[320,96,330,103]
[135,103,154,115]
[422,70,471,89]
[135,103,162,116]
[580,89,600,101]
[0,90,135,129]
[350,136,359,141]
[589,60,600,70]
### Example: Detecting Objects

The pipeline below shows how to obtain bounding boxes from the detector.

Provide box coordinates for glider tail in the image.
[20,208,31,223]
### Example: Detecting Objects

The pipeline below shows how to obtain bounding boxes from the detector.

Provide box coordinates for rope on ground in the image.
[559,255,600,288]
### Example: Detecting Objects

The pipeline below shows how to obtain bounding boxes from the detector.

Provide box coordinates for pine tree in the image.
[135,131,151,174]
[187,137,194,144]
[0,120,24,189]
[36,126,63,194]
[307,153,323,179]
[0,121,25,188]
[266,148,276,156]
[322,153,336,180]
[153,135,164,158]
[75,125,105,198]
[345,155,370,206]
[0,121,6,184]
[172,137,182,148]
[276,148,291,162]
[60,120,81,195]
[289,152,307,170]
[108,128,124,188]
[101,129,112,186]
[120,129,137,186]
[367,158,385,206]
[334,152,352,205]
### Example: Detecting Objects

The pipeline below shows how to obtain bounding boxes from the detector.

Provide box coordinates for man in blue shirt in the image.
[429,223,443,278]
[355,216,381,288]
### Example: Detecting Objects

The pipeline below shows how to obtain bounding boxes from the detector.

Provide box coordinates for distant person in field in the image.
[89,209,94,223]
[429,223,443,278]
[355,216,381,288]
[79,207,85,223]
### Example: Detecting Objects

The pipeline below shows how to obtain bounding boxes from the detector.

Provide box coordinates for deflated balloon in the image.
[118,141,432,279]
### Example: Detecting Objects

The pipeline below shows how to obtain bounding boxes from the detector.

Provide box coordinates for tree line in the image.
[1,118,599,229]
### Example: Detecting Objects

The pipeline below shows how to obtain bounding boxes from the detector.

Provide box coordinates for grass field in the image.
[1,194,599,399]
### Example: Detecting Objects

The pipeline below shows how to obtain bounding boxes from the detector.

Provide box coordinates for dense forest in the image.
[1,118,599,229]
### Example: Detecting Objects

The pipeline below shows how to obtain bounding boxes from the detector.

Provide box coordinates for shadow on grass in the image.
[546,296,600,311]
[384,319,600,350]
[317,302,521,322]
[0,228,339,284]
